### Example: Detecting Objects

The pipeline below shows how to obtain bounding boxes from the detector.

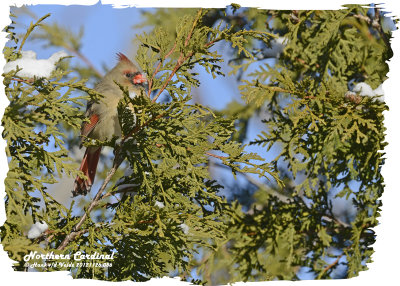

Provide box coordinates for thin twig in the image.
[147,42,177,98]
[137,219,155,224]
[10,77,103,97]
[353,7,390,47]
[151,9,204,103]
[321,215,350,228]
[211,161,290,203]
[64,46,103,78]
[57,156,122,250]
[151,56,184,103]
[57,105,169,250]
[374,6,390,47]
[18,13,51,53]
[185,9,203,47]
[318,254,344,278]
[318,245,351,279]
[205,151,228,161]
[120,112,166,145]
[10,77,32,84]
[353,14,381,30]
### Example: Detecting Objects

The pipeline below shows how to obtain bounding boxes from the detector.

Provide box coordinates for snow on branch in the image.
[3,50,69,78]
[27,221,48,239]
[346,82,385,103]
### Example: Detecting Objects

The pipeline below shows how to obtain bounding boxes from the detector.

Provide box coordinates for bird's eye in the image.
[125,73,132,78]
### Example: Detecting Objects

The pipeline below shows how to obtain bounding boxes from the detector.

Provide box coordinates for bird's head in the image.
[106,52,148,94]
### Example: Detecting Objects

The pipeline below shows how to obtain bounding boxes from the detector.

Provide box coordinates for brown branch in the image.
[137,219,155,224]
[353,14,381,30]
[10,77,33,84]
[120,112,167,146]
[204,38,219,49]
[63,45,103,78]
[57,156,122,250]
[373,6,381,25]
[317,246,350,279]
[304,95,316,100]
[185,9,203,47]
[246,232,257,236]
[290,10,300,24]
[147,42,177,98]
[353,8,390,47]
[205,151,228,160]
[57,102,167,250]
[318,245,351,279]
[212,162,291,203]
[10,77,103,98]
[57,107,166,249]
[321,215,351,228]
[151,56,184,103]
[321,254,344,275]
[151,9,204,103]
[374,6,390,47]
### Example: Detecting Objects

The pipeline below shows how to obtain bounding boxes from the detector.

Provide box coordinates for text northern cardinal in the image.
[72,53,147,196]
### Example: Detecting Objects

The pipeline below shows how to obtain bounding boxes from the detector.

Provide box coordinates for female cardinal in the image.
[72,53,147,196]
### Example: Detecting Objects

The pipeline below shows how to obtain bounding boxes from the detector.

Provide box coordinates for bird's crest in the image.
[116,52,131,63]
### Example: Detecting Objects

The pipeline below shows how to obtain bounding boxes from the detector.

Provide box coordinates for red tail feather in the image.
[72,147,101,196]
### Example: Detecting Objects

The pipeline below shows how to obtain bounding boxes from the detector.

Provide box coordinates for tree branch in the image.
[57,154,123,250]
[211,161,290,203]
[353,7,390,46]
[205,151,228,161]
[318,254,344,278]
[18,13,51,53]
[57,106,169,250]
[147,42,177,98]
[11,77,104,98]
[317,245,351,279]
[353,14,381,30]
[185,9,203,47]
[150,9,204,103]
[64,46,103,78]
[120,112,167,145]
[151,56,184,103]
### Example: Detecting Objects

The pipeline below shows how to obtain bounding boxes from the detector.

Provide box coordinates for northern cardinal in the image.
[72,53,147,197]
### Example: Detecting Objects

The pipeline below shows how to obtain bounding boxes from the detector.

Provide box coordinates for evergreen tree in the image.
[1,4,395,284]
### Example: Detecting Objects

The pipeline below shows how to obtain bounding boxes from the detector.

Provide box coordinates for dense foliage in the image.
[1,4,394,284]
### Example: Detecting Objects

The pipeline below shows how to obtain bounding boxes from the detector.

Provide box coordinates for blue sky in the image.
[12,3,150,76]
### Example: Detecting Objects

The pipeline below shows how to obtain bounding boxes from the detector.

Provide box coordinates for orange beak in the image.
[133,73,147,84]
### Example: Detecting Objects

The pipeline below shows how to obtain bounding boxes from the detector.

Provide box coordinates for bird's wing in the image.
[81,114,99,137]
[79,103,100,147]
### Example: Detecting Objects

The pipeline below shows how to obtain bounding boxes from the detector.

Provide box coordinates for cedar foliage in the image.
[1,4,394,284]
